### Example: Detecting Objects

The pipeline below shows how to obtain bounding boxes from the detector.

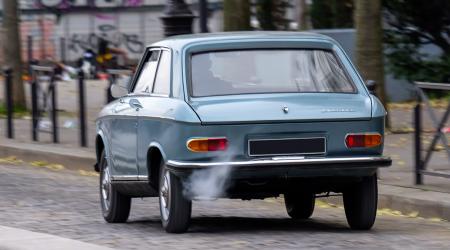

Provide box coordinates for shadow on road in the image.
[126,216,352,234]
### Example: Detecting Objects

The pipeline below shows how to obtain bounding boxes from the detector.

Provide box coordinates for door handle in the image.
[129,99,143,110]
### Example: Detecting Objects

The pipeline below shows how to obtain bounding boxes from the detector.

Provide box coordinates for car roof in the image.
[149,31,336,50]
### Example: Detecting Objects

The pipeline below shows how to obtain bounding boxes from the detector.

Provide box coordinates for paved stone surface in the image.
[1,162,450,249]
[0,225,112,250]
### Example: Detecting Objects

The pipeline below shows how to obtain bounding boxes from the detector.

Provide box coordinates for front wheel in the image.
[159,162,192,233]
[99,151,131,223]
[343,174,378,230]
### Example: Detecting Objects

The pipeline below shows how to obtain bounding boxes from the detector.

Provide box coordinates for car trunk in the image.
[189,93,372,125]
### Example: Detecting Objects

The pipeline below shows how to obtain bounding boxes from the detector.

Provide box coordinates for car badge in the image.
[282,106,289,114]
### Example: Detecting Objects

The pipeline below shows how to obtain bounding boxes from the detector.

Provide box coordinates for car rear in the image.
[163,33,392,232]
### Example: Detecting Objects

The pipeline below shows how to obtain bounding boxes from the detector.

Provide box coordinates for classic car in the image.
[95,32,392,233]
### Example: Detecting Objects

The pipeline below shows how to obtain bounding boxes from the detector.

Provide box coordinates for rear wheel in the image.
[284,191,315,219]
[343,174,378,230]
[159,162,192,233]
[99,151,131,223]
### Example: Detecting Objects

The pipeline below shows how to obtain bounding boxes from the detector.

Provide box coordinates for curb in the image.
[322,184,450,222]
[0,140,96,171]
[378,184,450,221]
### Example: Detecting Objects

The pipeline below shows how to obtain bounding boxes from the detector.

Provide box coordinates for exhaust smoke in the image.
[183,165,232,200]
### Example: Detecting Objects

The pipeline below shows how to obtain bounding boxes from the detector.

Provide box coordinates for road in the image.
[1,162,450,249]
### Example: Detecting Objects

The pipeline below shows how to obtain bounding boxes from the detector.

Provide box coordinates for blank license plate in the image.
[248,137,326,156]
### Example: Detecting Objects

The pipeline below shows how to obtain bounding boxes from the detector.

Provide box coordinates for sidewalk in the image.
[0,225,112,250]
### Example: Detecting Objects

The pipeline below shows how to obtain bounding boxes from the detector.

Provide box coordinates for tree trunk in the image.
[223,0,251,31]
[2,0,26,108]
[298,0,309,30]
[354,0,390,128]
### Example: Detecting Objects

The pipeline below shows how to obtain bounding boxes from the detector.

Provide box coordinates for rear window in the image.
[190,49,355,97]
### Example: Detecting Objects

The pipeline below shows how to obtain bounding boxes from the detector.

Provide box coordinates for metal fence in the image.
[414,82,450,184]
[2,66,132,147]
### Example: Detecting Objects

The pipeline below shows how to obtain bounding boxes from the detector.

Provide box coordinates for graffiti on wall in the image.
[36,0,144,8]
[68,24,145,55]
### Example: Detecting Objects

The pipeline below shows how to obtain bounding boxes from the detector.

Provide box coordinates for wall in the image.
[1,0,223,62]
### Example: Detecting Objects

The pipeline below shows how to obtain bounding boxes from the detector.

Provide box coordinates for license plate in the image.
[248,137,326,156]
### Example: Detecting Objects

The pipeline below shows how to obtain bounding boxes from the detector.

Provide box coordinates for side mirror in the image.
[365,80,377,94]
[111,75,131,98]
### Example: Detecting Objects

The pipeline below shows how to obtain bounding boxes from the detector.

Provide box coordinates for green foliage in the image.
[254,0,291,30]
[223,0,251,31]
[0,103,28,117]
[310,0,353,29]
[384,0,450,84]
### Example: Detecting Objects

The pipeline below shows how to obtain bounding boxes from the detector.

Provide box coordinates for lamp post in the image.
[160,0,195,37]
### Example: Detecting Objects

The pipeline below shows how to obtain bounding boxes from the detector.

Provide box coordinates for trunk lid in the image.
[189,93,372,124]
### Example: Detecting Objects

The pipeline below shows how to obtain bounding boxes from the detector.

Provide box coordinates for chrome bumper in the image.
[166,156,392,170]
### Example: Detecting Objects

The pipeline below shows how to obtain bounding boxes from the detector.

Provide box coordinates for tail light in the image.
[345,133,382,148]
[187,137,228,152]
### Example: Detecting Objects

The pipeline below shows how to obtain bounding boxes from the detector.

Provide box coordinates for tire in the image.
[284,191,315,219]
[159,162,192,233]
[99,151,131,223]
[343,174,378,230]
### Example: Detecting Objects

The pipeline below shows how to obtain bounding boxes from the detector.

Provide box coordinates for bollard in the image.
[107,73,116,103]
[199,0,209,33]
[50,70,59,143]
[414,103,423,185]
[31,71,38,141]
[60,37,66,64]
[27,36,33,76]
[3,67,14,138]
[78,70,87,147]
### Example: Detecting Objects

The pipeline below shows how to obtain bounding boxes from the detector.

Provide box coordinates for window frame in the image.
[152,50,172,96]
[129,47,172,98]
[188,48,358,98]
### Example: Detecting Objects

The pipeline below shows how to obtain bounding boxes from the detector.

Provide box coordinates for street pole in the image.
[160,0,195,37]
[3,67,14,139]
[78,70,87,147]
[199,0,209,33]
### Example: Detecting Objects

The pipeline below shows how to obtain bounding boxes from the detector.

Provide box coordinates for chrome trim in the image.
[167,156,391,169]
[111,175,149,181]
[138,175,149,181]
[110,175,140,181]
[247,137,327,157]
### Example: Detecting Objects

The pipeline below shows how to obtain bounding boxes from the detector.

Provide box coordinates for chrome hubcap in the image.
[101,162,111,211]
[160,169,171,221]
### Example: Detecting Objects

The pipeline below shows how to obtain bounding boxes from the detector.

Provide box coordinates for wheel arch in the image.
[95,130,112,172]
[146,142,167,188]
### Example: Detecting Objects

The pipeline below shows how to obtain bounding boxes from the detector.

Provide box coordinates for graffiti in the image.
[67,24,144,55]
[36,0,144,9]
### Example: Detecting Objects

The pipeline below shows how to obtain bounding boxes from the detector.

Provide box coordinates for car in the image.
[94,31,392,233]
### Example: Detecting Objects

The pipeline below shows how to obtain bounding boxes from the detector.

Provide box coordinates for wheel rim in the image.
[101,161,112,212]
[160,168,171,221]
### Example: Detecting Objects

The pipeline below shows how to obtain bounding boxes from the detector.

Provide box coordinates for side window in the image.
[133,50,160,93]
[152,51,171,95]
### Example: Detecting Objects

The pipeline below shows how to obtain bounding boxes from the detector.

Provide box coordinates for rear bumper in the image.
[166,156,391,178]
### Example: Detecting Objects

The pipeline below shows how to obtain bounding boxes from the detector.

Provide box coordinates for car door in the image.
[110,49,160,178]
[136,49,172,179]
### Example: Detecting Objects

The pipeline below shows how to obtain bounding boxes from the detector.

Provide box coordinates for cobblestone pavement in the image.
[1,163,450,250]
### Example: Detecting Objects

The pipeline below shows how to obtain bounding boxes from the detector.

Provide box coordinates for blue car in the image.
[95,32,391,233]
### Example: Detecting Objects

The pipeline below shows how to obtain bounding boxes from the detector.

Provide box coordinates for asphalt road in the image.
[1,162,450,249]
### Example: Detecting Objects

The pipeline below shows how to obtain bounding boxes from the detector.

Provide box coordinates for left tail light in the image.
[187,137,228,152]
[345,133,382,148]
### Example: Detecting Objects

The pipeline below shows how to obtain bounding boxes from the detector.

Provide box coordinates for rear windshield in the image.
[190,49,355,97]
